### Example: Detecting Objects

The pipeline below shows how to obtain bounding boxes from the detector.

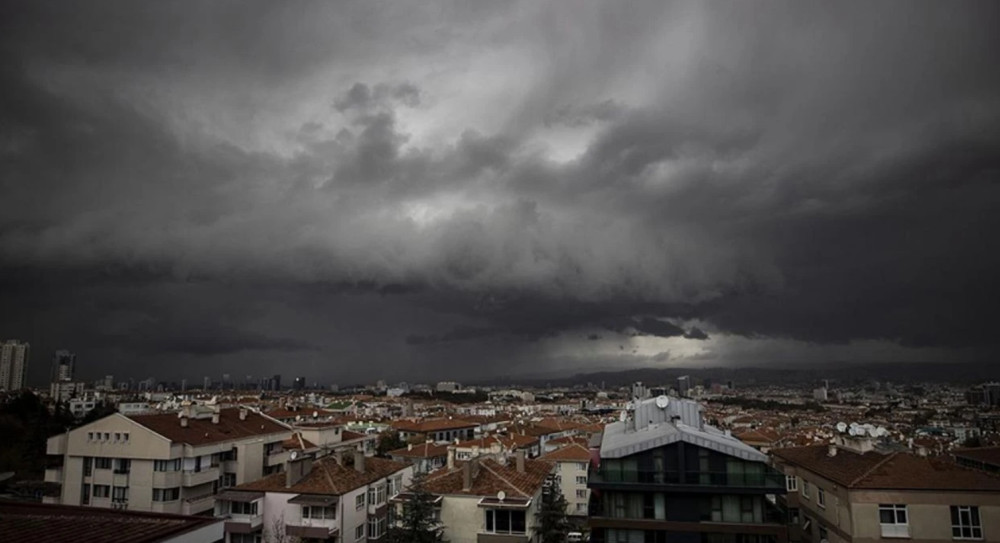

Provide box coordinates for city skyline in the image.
[2,2,999,383]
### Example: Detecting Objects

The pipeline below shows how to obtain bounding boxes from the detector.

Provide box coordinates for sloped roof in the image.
[129,408,289,446]
[600,420,767,462]
[388,442,449,459]
[953,446,1000,467]
[236,456,409,496]
[0,500,221,543]
[391,418,478,433]
[773,445,1000,490]
[540,443,591,462]
[423,458,552,498]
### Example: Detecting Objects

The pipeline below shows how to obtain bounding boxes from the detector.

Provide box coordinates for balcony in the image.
[152,470,182,488]
[225,513,264,534]
[44,467,63,484]
[182,467,219,487]
[287,519,338,540]
[184,493,217,515]
[589,469,786,491]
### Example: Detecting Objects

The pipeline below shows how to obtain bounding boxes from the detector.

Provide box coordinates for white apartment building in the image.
[420,452,554,543]
[217,451,412,543]
[540,443,592,518]
[0,339,29,391]
[45,404,294,515]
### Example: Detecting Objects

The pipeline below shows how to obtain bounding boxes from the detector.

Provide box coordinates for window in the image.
[879,504,910,538]
[302,505,335,520]
[368,516,386,539]
[356,493,366,510]
[485,509,526,534]
[802,481,810,499]
[152,487,180,502]
[576,503,587,514]
[83,457,93,476]
[95,458,112,470]
[577,462,588,470]
[355,524,365,541]
[576,489,587,499]
[231,501,259,515]
[220,472,236,488]
[114,458,131,474]
[123,433,129,442]
[819,525,828,540]
[368,484,386,506]
[817,489,826,509]
[87,432,94,441]
[388,475,403,497]
[230,534,262,543]
[154,459,181,472]
[81,484,91,505]
[789,507,800,524]
[952,506,983,540]
[103,432,110,441]
[786,475,798,492]
[114,433,121,441]
[575,475,587,485]
[112,486,128,503]
[93,484,110,498]
[220,449,238,462]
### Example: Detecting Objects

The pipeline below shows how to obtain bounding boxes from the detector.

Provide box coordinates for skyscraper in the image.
[52,349,76,382]
[0,340,30,390]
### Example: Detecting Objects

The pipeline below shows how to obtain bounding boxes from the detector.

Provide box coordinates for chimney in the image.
[180,416,189,428]
[447,447,455,470]
[354,449,365,473]
[407,443,413,451]
[285,455,314,488]
[516,449,525,473]
[239,407,248,421]
[334,449,345,466]
[212,412,220,424]
[827,444,838,457]
[462,459,473,491]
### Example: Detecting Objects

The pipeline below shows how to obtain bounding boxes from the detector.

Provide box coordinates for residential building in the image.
[588,395,788,543]
[420,451,554,543]
[0,339,29,391]
[772,436,1000,542]
[45,404,294,515]
[540,442,593,519]
[387,441,450,474]
[391,418,478,444]
[52,349,76,382]
[219,451,411,543]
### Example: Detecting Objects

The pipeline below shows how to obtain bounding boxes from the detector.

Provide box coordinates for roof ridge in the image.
[480,461,531,498]
[318,457,338,493]
[849,451,898,487]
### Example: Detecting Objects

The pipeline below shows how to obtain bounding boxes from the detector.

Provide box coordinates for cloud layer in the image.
[2,1,999,383]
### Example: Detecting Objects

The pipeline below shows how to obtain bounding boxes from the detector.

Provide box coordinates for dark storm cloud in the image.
[2,1,999,382]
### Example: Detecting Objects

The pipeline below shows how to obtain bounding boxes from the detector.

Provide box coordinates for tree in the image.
[376,431,407,458]
[387,471,444,543]
[535,473,571,543]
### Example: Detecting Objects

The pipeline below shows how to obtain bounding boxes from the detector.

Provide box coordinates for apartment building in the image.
[588,396,788,543]
[391,418,479,444]
[45,404,294,515]
[387,441,450,474]
[218,451,411,543]
[420,451,554,543]
[540,442,593,519]
[0,339,29,391]
[772,436,1000,542]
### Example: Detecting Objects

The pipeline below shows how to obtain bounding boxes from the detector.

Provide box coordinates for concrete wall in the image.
[557,460,590,517]
[850,490,1000,543]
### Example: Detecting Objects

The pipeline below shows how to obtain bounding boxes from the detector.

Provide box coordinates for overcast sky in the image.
[2,1,998,385]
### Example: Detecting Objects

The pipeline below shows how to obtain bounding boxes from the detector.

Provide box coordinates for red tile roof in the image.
[388,442,450,459]
[0,500,221,543]
[953,446,1000,466]
[391,418,478,433]
[773,445,1000,491]
[130,408,290,446]
[424,458,553,498]
[540,443,591,462]
[236,456,409,496]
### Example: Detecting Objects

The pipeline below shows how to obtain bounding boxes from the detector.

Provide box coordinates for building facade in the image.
[588,396,788,543]
[0,339,29,391]
[45,405,294,515]
[772,437,1000,542]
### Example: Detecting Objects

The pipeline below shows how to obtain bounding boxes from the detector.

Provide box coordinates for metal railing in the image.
[590,469,785,488]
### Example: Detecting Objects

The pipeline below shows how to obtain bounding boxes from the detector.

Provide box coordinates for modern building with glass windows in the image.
[588,396,788,543]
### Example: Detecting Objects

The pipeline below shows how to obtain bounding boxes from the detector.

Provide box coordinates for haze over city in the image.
[2,1,999,385]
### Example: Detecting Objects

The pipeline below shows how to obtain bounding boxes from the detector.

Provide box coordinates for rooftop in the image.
[235,455,409,496]
[129,408,290,446]
[0,500,222,543]
[424,457,553,498]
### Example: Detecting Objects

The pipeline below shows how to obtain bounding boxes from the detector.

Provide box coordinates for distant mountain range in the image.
[476,361,998,388]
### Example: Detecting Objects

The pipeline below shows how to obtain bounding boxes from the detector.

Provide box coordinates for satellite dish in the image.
[836,422,847,433]
[497,490,506,501]
[655,396,670,409]
[876,426,888,437]
[312,411,318,418]
[290,451,299,460]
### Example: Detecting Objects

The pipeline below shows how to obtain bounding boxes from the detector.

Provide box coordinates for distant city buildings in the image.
[436,381,461,392]
[677,374,691,397]
[52,350,76,382]
[0,339,30,391]
[293,376,306,391]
